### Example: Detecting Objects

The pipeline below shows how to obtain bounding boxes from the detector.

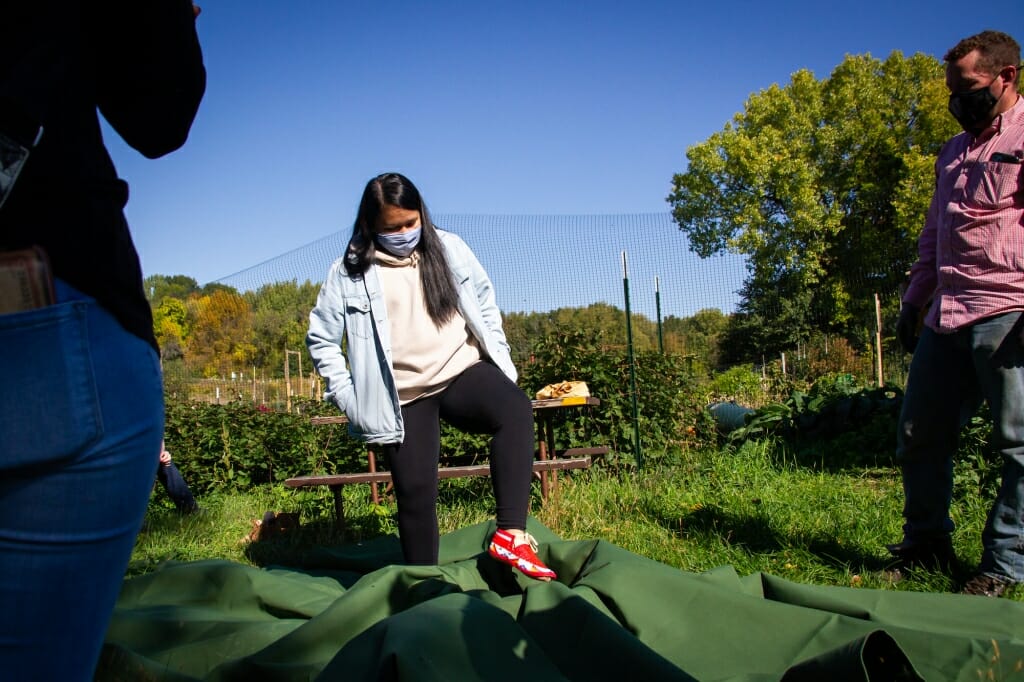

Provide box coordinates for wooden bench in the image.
[287,396,608,527]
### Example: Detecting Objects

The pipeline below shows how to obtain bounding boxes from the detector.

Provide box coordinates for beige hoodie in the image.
[375,250,481,404]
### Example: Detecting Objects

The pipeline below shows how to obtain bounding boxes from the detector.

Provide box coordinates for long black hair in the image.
[344,172,459,327]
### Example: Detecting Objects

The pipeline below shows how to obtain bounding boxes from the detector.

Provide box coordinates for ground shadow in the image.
[654,503,897,574]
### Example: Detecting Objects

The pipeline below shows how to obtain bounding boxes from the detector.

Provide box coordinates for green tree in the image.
[152,296,190,362]
[663,308,729,371]
[550,303,655,351]
[144,274,201,307]
[503,310,552,364]
[200,281,240,297]
[504,304,656,364]
[244,280,320,376]
[667,51,958,360]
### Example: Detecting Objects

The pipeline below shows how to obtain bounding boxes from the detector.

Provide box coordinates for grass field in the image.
[132,437,1022,602]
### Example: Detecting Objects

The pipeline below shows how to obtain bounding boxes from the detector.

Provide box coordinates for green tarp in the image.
[98,520,1024,681]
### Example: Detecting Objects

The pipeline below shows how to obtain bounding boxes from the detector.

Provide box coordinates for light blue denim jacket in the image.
[307,229,516,444]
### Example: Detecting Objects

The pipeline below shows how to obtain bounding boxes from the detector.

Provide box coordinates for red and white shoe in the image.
[488,528,557,581]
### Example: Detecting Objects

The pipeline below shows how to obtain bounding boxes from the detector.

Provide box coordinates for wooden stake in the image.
[874,293,884,387]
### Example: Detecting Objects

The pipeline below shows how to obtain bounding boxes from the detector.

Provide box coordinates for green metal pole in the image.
[621,252,642,468]
[655,276,664,354]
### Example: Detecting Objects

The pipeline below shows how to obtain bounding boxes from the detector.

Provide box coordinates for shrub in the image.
[724,376,903,468]
[520,329,702,466]
[163,397,365,493]
[707,365,766,406]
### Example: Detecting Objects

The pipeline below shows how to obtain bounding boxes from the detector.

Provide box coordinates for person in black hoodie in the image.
[157,440,200,515]
[0,1,205,677]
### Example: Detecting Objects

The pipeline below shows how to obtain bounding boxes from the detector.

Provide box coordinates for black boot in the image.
[885,536,955,573]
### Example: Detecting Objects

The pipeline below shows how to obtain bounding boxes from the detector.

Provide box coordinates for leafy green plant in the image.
[163,397,366,494]
[953,405,1002,502]
[519,329,699,467]
[707,364,766,406]
[724,376,903,468]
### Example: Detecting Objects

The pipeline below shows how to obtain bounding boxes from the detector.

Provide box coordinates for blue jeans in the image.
[898,311,1024,582]
[0,279,163,680]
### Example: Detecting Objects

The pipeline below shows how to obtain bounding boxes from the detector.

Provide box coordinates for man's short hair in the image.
[944,30,1021,82]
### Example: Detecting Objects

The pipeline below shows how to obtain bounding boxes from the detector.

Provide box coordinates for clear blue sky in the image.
[103,0,1021,286]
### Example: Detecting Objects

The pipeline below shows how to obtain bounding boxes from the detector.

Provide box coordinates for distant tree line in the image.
[145,274,733,381]
[146,274,319,380]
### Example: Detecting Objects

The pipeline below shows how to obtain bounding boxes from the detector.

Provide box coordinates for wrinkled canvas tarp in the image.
[99,521,1024,681]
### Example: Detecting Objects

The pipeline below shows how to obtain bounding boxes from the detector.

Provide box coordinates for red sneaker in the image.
[488,529,557,581]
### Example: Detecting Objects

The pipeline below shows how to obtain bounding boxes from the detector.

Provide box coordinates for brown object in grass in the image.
[243,511,301,543]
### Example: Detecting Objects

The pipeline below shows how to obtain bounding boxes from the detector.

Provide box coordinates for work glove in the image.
[896,303,921,353]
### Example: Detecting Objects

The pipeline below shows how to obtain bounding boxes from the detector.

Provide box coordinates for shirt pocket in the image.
[343,292,375,339]
[965,160,1022,210]
[0,301,102,470]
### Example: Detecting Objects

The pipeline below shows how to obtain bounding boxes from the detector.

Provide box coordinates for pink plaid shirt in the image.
[903,95,1024,332]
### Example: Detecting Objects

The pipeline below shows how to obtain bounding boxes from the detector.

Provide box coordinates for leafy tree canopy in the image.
[667,51,959,355]
[504,303,657,360]
[153,296,190,361]
[144,274,201,307]
[245,280,321,372]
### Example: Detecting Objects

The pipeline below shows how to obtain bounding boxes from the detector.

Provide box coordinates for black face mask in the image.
[948,80,999,132]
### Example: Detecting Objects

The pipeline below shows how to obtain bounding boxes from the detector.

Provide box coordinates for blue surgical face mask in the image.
[375,226,422,257]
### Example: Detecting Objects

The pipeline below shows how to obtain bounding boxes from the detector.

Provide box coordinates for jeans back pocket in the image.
[0,301,102,470]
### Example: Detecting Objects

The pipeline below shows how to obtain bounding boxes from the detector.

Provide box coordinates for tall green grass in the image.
[134,439,1020,601]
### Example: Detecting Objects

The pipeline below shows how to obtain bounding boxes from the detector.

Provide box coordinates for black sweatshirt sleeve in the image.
[92,0,206,159]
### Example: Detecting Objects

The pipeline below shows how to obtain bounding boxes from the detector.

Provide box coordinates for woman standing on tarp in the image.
[307,172,556,581]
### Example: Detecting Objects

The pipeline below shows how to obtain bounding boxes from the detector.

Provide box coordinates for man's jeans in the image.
[898,311,1024,582]
[0,279,163,680]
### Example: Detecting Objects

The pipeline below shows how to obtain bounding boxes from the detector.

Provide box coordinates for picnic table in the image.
[286,396,608,527]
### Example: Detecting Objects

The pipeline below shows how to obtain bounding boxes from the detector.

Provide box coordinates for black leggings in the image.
[381,361,534,565]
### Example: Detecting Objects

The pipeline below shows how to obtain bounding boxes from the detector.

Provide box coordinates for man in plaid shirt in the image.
[889,30,1024,597]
